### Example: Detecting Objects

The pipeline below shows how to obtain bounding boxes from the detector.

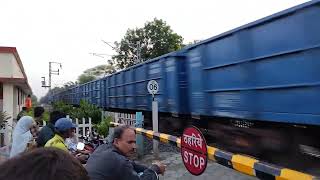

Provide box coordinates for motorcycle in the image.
[79,133,105,153]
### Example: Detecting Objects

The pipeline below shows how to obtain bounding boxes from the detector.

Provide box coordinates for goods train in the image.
[51,1,320,172]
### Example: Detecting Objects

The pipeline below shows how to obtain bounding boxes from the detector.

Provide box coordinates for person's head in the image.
[55,118,77,139]
[27,94,31,98]
[112,125,136,157]
[70,128,76,138]
[34,106,45,119]
[0,148,89,180]
[22,107,27,111]
[49,111,66,125]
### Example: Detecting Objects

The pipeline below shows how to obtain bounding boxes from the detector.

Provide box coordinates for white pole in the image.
[152,98,159,158]
[89,117,92,134]
[115,113,119,123]
[82,118,86,137]
[76,118,79,140]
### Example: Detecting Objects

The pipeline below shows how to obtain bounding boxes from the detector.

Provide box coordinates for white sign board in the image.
[147,80,159,95]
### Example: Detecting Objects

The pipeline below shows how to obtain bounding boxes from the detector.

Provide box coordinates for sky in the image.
[0,0,309,98]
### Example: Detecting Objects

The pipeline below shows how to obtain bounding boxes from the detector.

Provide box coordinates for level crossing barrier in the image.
[111,122,316,180]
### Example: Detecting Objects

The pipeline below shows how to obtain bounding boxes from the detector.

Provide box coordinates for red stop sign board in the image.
[181,126,207,176]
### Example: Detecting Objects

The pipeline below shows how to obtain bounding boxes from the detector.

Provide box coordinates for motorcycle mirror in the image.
[77,142,85,151]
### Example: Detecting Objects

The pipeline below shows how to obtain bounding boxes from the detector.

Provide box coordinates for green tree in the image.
[112,18,184,69]
[26,108,49,122]
[77,74,96,84]
[31,95,38,107]
[183,40,202,47]
[53,100,102,124]
[0,111,10,146]
[73,100,102,124]
[83,64,116,77]
[95,116,112,137]
[0,111,10,130]
[52,101,74,115]
[78,64,116,84]
[63,81,78,89]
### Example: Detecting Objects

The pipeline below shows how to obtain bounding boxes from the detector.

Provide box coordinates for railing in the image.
[74,117,92,139]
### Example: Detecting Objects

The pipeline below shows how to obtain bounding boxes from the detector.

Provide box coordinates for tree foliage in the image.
[95,116,112,137]
[78,64,116,84]
[52,101,74,116]
[83,65,116,76]
[77,74,96,85]
[31,95,38,107]
[26,108,50,122]
[63,81,78,89]
[52,100,102,124]
[111,18,184,69]
[0,111,10,130]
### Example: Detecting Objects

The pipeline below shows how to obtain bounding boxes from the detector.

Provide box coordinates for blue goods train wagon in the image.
[72,86,80,105]
[105,51,188,115]
[90,79,102,106]
[78,79,103,107]
[185,0,320,126]
[100,77,107,108]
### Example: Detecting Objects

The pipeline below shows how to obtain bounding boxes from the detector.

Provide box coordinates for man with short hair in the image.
[36,111,66,147]
[85,125,166,180]
[45,118,77,152]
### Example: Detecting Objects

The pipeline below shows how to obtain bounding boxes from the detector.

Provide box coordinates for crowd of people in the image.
[0,106,166,180]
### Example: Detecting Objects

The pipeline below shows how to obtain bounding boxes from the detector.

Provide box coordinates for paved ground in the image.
[135,144,257,180]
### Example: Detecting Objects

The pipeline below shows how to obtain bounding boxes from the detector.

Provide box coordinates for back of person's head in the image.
[49,111,66,124]
[27,94,31,98]
[0,148,89,180]
[22,107,27,111]
[34,106,45,118]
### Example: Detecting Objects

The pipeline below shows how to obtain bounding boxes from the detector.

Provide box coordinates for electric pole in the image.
[41,61,62,90]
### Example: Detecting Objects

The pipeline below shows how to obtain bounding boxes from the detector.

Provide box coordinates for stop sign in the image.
[181,126,207,175]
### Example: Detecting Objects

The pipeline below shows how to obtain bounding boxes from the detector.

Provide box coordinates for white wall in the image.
[11,56,24,78]
[0,53,24,78]
[0,54,13,78]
